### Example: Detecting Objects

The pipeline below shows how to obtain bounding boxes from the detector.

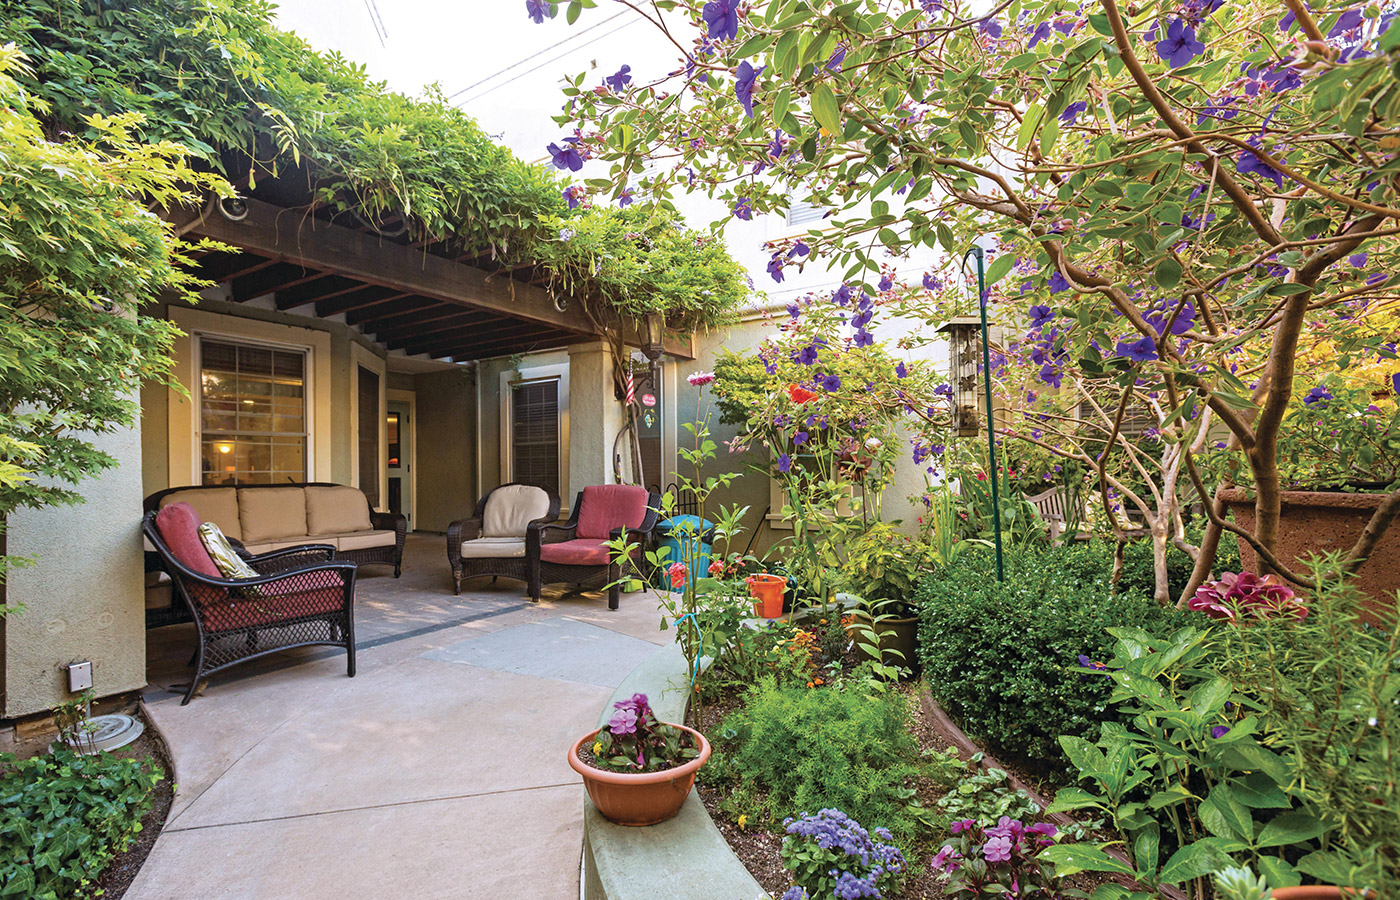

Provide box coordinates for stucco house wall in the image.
[2,419,146,718]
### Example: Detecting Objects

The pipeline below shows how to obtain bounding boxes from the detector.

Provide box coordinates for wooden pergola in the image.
[172,193,693,363]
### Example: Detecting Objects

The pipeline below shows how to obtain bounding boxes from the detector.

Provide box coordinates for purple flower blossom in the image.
[604,65,632,91]
[525,0,555,24]
[853,330,874,348]
[983,835,1014,863]
[826,45,848,72]
[934,383,953,398]
[777,453,792,473]
[1350,252,1369,268]
[789,240,811,258]
[1048,271,1070,293]
[1393,373,1400,395]
[931,845,959,873]
[1028,304,1054,328]
[767,129,786,159]
[1060,100,1087,124]
[951,819,976,834]
[617,186,634,207]
[922,272,943,291]
[821,373,843,391]
[795,345,819,365]
[978,16,1003,37]
[895,362,908,379]
[735,61,763,117]
[1237,142,1286,188]
[1116,336,1159,362]
[732,197,753,220]
[1028,21,1052,47]
[878,274,894,292]
[793,430,810,446]
[547,139,584,172]
[1303,386,1333,407]
[767,253,785,283]
[1211,725,1231,739]
[833,283,853,306]
[608,707,638,734]
[562,185,584,209]
[787,303,802,319]
[702,0,739,40]
[1156,19,1204,68]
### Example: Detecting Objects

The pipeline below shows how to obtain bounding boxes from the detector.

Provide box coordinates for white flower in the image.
[865,437,883,450]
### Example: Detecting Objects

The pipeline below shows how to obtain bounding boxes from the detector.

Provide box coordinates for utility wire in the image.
[363,0,388,47]
[456,19,639,107]
[445,10,629,101]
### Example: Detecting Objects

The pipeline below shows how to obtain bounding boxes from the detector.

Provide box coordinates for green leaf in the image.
[984,252,1015,286]
[1157,839,1237,884]
[1133,823,1160,877]
[1201,784,1255,843]
[1257,856,1301,889]
[811,84,842,135]
[1154,257,1182,289]
[1255,811,1328,848]
[1039,844,1136,876]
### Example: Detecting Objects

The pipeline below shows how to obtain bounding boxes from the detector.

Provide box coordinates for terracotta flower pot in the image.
[1271,887,1353,900]
[1220,488,1399,624]
[568,725,711,826]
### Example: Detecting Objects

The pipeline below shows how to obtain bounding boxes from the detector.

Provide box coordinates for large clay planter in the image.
[568,725,711,826]
[1271,888,1359,900]
[1220,488,1399,622]
[846,611,920,671]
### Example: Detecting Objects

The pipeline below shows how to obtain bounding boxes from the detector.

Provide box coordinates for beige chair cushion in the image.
[460,537,527,559]
[335,529,397,552]
[305,485,372,535]
[159,487,242,541]
[482,485,552,537]
[238,487,309,543]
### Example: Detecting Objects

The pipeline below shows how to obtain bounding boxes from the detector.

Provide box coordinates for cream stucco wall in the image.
[2,418,146,718]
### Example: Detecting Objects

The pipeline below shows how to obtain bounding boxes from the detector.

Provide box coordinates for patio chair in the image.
[528,485,660,610]
[446,483,560,594]
[142,503,358,705]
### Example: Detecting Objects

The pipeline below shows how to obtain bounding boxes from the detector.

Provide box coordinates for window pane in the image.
[512,379,559,497]
[200,339,307,485]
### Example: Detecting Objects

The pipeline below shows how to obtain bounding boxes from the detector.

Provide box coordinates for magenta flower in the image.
[608,707,638,734]
[687,371,715,386]
[983,835,1014,863]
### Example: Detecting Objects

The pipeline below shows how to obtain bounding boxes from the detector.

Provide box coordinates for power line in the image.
[455,18,639,107]
[362,0,388,47]
[445,10,629,101]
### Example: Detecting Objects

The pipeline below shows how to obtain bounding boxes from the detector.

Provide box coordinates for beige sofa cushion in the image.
[460,537,526,559]
[335,529,397,552]
[159,487,242,541]
[241,538,331,556]
[305,485,372,536]
[238,487,308,543]
[483,485,552,537]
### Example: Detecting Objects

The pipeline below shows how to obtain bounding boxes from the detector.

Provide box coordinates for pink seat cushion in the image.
[155,502,222,579]
[203,577,346,632]
[539,539,612,566]
[575,485,650,540]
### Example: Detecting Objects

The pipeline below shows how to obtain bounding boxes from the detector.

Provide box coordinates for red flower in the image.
[668,562,689,589]
[786,384,818,404]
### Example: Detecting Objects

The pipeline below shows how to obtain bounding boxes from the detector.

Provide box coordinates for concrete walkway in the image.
[128,533,670,900]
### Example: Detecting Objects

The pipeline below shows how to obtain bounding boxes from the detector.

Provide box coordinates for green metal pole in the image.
[966,246,1005,582]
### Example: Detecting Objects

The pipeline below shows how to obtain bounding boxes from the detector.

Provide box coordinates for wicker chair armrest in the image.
[449,517,483,544]
[173,560,356,591]
[527,520,575,559]
[370,511,407,541]
[247,545,338,575]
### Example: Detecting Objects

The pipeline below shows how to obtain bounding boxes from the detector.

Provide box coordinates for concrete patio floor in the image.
[127,533,670,900]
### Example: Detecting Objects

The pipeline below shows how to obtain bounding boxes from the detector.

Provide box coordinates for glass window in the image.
[200,338,307,485]
[511,379,560,497]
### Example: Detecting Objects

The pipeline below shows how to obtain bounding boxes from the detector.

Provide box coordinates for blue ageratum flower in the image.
[702,0,739,40]
[525,0,556,23]
[547,139,583,172]
[735,61,764,117]
[1156,19,1204,68]
[604,65,632,91]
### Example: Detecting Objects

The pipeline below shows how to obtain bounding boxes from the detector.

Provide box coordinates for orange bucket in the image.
[747,574,786,618]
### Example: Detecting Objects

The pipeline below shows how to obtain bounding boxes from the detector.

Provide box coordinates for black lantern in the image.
[937,316,982,437]
[638,311,665,363]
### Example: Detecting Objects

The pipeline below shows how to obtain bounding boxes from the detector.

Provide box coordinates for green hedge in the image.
[0,747,162,900]
[917,544,1200,770]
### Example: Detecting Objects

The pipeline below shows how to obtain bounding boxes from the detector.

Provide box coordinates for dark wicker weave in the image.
[143,483,407,577]
[446,483,560,595]
[142,511,357,705]
[527,490,660,610]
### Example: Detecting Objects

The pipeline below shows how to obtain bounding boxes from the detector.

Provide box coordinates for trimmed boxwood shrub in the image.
[917,545,1198,771]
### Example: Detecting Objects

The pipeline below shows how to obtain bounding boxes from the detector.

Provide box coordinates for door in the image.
[357,366,381,507]
[387,401,412,528]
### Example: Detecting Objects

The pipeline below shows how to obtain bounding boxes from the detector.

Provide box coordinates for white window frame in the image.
[499,362,570,510]
[195,335,310,486]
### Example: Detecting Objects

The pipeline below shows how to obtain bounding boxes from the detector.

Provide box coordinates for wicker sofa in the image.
[145,482,406,574]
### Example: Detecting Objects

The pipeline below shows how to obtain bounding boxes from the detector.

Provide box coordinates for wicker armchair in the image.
[143,504,357,705]
[527,486,659,610]
[446,483,560,594]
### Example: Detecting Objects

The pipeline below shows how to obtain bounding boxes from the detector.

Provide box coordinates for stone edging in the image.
[580,644,769,900]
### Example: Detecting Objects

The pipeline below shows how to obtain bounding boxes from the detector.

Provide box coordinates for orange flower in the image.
[786,384,819,404]
[806,681,815,688]
[814,678,824,685]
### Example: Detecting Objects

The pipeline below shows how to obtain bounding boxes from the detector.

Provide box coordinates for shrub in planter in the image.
[917,547,1194,770]
[0,746,162,900]
[779,808,906,900]
[709,676,935,848]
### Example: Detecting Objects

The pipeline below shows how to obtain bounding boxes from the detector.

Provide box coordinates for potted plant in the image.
[1215,384,1400,618]
[839,522,924,670]
[567,692,710,827]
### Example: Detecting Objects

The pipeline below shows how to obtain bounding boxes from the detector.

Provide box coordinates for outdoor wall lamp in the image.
[638,310,665,363]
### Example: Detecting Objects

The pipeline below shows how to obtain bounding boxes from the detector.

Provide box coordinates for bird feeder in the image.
[937,316,983,437]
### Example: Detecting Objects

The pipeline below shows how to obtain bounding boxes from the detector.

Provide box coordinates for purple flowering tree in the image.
[540,0,1400,603]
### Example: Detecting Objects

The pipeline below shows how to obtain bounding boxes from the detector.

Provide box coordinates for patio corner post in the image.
[964,245,1005,583]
